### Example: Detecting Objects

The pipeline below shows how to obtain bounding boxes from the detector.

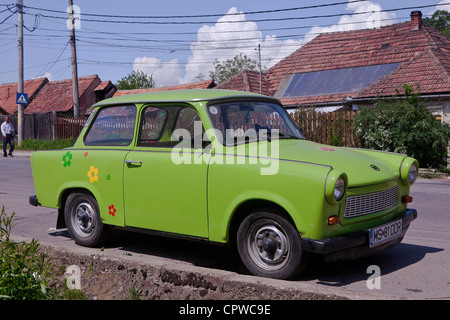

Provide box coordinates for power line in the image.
[22,3,444,25]
[22,1,368,20]
[35,40,69,78]
[0,15,414,46]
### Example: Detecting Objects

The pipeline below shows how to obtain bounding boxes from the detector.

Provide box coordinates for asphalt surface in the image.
[1,151,449,300]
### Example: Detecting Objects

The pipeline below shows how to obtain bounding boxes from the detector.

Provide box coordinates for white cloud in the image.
[182,7,304,84]
[133,1,397,87]
[434,0,450,13]
[134,7,303,86]
[133,57,182,87]
[33,72,53,81]
[305,0,396,42]
[182,7,263,83]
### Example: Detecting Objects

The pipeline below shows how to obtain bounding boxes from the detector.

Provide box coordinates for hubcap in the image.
[72,201,95,237]
[247,220,290,271]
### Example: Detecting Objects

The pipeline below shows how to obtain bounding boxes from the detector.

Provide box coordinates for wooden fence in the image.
[291,109,359,147]
[55,116,88,140]
[1,109,359,147]
[0,113,87,141]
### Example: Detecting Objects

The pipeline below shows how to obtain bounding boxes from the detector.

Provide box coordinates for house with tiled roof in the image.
[0,74,116,116]
[0,78,48,115]
[218,11,450,124]
[25,74,116,116]
[113,79,216,97]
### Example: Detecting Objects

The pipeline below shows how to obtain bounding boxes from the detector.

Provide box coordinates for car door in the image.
[80,104,137,228]
[123,104,209,238]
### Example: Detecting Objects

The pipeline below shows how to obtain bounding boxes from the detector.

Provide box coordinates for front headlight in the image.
[325,170,347,204]
[334,177,346,201]
[400,158,419,186]
[408,163,418,184]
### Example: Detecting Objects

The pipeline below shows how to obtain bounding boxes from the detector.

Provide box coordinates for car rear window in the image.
[84,105,136,146]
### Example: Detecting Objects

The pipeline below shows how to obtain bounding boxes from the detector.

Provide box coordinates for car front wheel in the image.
[64,192,109,247]
[237,211,307,279]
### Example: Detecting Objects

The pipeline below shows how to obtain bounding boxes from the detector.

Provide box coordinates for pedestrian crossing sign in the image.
[16,93,28,105]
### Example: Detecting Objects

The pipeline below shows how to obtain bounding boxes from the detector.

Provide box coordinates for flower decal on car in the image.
[108,204,116,217]
[62,151,72,167]
[87,166,98,183]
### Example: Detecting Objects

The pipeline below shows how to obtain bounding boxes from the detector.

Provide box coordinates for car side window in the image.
[138,105,205,148]
[84,105,136,146]
[139,107,168,146]
[174,107,203,137]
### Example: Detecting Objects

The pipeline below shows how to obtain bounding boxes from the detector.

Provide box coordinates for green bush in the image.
[354,84,450,168]
[0,206,90,300]
[0,206,52,300]
[18,138,75,151]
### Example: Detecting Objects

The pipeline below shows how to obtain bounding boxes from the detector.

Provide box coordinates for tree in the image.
[209,53,261,84]
[115,70,155,90]
[424,10,450,38]
[354,84,450,168]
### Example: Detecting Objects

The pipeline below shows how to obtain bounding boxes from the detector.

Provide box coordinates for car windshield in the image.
[207,100,304,146]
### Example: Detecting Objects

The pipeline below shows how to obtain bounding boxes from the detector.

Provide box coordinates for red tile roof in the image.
[270,20,450,106]
[113,79,216,97]
[217,70,274,96]
[25,75,101,114]
[0,78,48,115]
[217,13,450,106]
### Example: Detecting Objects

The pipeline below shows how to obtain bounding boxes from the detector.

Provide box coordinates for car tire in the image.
[64,192,109,247]
[237,210,307,279]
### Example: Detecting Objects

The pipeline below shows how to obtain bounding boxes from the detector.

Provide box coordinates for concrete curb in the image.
[11,235,401,300]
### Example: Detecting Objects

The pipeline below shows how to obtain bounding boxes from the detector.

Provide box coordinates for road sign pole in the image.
[17,0,24,146]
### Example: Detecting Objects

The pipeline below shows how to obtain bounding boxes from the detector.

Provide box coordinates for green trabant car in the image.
[29,89,418,279]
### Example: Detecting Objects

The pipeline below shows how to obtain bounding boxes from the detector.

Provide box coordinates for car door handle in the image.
[125,160,142,167]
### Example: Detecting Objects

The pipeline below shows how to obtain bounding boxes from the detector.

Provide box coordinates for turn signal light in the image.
[402,196,413,203]
[328,215,340,225]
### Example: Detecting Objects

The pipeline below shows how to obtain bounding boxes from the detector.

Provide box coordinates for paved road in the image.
[1,153,449,300]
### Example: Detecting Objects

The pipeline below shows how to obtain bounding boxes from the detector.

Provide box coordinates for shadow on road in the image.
[49,227,443,284]
[296,243,443,285]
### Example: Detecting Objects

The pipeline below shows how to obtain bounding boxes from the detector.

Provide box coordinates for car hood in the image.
[274,140,401,187]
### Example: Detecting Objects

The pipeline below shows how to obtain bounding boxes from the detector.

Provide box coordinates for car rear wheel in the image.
[65,192,109,247]
[237,210,307,279]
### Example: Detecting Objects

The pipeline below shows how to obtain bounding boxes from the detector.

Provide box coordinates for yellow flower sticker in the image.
[87,166,98,183]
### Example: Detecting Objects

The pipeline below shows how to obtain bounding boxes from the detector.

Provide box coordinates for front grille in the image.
[344,185,399,219]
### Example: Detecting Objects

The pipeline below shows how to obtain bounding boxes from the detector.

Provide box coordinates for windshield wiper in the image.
[277,132,302,139]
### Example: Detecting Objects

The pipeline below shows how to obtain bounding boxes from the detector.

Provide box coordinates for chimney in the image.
[410,10,423,31]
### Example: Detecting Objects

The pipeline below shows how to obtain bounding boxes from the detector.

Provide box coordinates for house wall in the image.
[423,100,450,125]
[79,77,102,115]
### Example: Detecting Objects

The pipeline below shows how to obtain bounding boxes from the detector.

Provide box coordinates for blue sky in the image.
[0,0,448,87]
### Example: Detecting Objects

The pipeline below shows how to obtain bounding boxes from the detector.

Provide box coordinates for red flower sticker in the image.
[318,147,335,151]
[108,205,116,217]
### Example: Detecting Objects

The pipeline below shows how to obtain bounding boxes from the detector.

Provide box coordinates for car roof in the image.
[91,89,278,108]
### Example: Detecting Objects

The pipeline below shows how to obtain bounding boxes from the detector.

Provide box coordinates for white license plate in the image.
[369,220,403,248]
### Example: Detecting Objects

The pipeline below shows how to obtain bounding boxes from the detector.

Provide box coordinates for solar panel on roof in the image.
[279,62,401,98]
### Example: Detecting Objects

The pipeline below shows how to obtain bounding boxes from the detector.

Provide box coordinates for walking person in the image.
[1,116,15,157]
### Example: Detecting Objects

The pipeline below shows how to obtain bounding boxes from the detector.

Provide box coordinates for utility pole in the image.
[68,0,80,118]
[258,44,262,94]
[17,0,24,145]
